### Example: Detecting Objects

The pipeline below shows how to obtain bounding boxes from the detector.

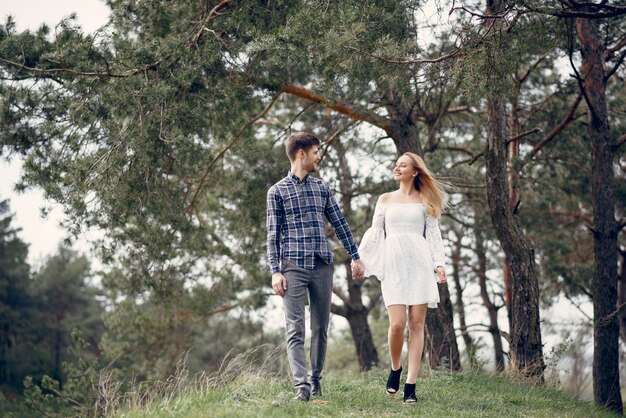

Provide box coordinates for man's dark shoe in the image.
[293,387,310,402]
[310,379,322,396]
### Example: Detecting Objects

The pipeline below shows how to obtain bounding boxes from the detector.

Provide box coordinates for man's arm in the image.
[266,186,283,274]
[324,190,365,279]
[324,189,359,258]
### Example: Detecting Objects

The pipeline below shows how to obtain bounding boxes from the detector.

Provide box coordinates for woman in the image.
[359,152,447,403]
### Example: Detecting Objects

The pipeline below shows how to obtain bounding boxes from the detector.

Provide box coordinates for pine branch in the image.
[189,0,233,48]
[527,92,583,160]
[344,45,462,65]
[509,127,542,142]
[449,3,513,20]
[281,83,391,131]
[518,1,626,19]
[596,301,626,328]
[0,57,160,78]
[517,53,550,85]
[455,129,541,167]
[605,47,626,81]
[185,92,282,214]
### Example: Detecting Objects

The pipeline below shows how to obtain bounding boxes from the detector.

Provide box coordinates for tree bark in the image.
[383,90,423,156]
[0,325,7,384]
[485,93,544,381]
[425,283,461,371]
[474,219,505,371]
[483,0,545,383]
[451,232,477,366]
[576,16,623,414]
[336,259,380,370]
[618,250,626,346]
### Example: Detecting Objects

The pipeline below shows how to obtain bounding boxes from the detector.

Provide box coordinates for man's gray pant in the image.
[281,257,333,390]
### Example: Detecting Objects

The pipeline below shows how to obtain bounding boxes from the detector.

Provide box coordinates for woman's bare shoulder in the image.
[377,192,395,204]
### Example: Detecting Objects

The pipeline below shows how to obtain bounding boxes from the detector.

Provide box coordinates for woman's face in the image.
[393,155,417,182]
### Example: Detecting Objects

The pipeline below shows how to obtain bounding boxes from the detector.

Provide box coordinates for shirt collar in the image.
[287,171,309,184]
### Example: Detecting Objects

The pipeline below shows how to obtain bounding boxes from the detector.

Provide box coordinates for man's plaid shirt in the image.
[266,172,360,274]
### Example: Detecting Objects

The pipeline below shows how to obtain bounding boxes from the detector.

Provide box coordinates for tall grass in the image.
[106,345,615,418]
[103,345,283,417]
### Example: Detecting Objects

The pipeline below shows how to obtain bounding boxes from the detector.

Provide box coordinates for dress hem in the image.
[384,301,439,309]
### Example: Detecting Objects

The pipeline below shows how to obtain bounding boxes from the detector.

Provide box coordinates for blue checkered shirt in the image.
[266,172,360,274]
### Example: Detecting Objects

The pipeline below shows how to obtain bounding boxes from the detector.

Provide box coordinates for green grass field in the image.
[114,368,615,418]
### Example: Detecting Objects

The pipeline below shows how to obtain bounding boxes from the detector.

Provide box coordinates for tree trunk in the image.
[475,221,505,372]
[618,250,626,346]
[483,0,544,382]
[345,313,380,371]
[384,90,423,156]
[425,284,461,371]
[0,325,7,384]
[503,90,522,327]
[485,93,544,381]
[344,259,379,370]
[331,260,380,370]
[576,16,623,414]
[451,233,477,366]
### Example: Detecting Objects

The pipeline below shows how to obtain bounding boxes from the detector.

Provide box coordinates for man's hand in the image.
[435,266,446,284]
[351,259,365,281]
[272,272,288,297]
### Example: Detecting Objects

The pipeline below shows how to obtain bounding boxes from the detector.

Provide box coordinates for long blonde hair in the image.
[404,152,448,218]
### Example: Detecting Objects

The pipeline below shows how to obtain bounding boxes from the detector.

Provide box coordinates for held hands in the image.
[435,266,447,284]
[351,259,365,281]
[272,272,287,297]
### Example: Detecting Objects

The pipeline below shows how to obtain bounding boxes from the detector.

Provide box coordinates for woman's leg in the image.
[387,304,407,371]
[406,304,428,384]
[386,304,406,394]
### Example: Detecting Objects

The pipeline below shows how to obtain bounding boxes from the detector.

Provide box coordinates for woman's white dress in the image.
[358,202,445,308]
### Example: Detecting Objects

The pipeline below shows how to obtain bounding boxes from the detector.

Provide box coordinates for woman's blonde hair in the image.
[403,152,448,218]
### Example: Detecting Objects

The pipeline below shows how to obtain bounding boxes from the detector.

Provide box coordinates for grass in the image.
[114,368,616,418]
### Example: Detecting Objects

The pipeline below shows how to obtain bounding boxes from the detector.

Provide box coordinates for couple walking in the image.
[266,132,448,403]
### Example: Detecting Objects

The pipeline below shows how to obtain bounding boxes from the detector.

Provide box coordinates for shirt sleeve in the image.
[425,211,446,270]
[324,184,360,260]
[266,186,283,274]
[358,202,385,279]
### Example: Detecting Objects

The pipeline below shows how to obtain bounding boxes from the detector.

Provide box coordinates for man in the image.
[266,131,365,402]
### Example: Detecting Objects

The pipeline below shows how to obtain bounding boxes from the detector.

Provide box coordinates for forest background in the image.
[0,0,625,416]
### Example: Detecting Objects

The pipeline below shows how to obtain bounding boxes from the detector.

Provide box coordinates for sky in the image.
[0,1,110,265]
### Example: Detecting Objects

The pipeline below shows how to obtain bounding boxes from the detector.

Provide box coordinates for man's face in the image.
[302,145,321,172]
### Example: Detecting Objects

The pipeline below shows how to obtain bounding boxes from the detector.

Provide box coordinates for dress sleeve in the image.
[358,202,385,280]
[425,211,446,270]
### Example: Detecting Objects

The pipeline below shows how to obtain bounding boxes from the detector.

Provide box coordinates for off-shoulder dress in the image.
[358,202,445,308]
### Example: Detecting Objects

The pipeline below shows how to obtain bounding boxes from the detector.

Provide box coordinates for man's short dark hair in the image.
[285,132,321,161]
